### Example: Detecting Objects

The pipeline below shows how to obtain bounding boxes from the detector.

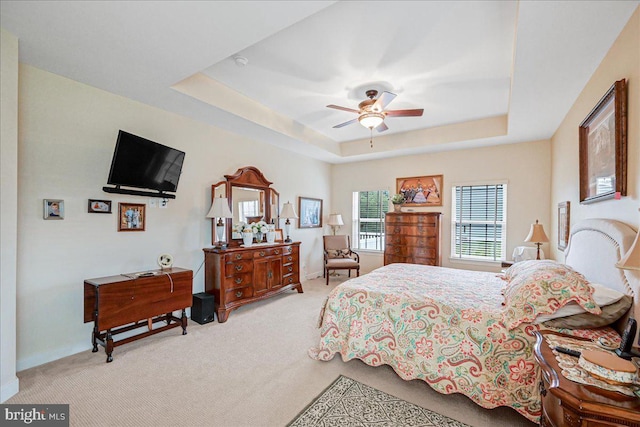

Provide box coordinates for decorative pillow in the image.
[501,262,601,330]
[542,295,632,329]
[500,259,562,288]
[327,249,350,259]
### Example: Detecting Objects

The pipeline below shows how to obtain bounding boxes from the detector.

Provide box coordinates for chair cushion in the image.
[326,258,359,268]
[327,249,350,259]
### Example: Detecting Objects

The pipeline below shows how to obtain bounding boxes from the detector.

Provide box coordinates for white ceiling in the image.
[1,1,638,164]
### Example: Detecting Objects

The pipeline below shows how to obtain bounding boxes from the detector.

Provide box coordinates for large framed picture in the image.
[558,201,570,251]
[298,197,322,228]
[118,203,146,231]
[43,199,64,220]
[396,174,443,207]
[579,79,627,204]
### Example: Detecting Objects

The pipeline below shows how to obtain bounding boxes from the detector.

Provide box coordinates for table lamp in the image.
[281,201,298,243]
[206,195,233,249]
[524,219,549,260]
[327,213,344,235]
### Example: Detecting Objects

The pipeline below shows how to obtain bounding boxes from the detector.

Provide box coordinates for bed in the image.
[309,219,639,422]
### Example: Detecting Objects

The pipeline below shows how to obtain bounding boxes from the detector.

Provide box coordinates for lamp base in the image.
[214,241,228,250]
[285,237,292,243]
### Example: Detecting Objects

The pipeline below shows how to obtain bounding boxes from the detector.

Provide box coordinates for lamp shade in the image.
[358,112,384,129]
[281,202,298,219]
[524,219,549,243]
[617,209,640,270]
[206,196,233,218]
[327,214,344,226]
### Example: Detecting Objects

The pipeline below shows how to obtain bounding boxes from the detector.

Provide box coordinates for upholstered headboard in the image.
[564,218,639,344]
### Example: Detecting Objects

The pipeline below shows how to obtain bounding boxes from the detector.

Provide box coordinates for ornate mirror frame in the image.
[210,166,279,245]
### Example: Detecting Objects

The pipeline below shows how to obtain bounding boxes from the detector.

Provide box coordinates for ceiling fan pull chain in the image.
[370,128,373,148]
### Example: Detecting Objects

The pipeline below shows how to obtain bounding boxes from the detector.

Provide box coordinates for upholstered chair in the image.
[323,235,360,285]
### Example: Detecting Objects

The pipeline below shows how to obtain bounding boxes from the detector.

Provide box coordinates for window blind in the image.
[352,190,389,251]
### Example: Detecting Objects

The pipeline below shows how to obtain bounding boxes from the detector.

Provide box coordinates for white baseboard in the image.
[1,376,19,402]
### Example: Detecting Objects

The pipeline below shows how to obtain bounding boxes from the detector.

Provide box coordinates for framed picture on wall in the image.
[396,174,443,207]
[558,201,570,251]
[298,197,323,228]
[579,79,627,204]
[88,199,112,213]
[43,199,64,220]
[118,203,146,231]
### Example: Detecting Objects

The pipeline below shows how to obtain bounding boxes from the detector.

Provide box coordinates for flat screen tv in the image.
[105,130,185,196]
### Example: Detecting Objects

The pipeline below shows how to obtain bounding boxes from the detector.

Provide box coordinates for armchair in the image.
[323,235,360,286]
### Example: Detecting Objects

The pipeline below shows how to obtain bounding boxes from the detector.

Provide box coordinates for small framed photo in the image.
[298,197,323,228]
[396,174,443,207]
[118,203,146,231]
[88,199,112,214]
[558,201,570,251]
[44,199,64,220]
[275,229,284,242]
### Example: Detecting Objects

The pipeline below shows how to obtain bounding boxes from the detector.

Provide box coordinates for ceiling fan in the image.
[327,89,424,133]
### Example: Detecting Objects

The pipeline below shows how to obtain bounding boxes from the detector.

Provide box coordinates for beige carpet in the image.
[7,276,536,427]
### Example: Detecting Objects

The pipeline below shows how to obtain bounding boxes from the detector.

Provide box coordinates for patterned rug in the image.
[287,375,470,427]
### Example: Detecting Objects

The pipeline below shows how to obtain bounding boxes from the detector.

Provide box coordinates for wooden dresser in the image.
[384,212,442,266]
[203,242,303,323]
[84,267,192,362]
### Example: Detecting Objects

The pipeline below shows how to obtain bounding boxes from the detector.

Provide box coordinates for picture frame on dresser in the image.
[396,175,443,207]
[579,79,627,204]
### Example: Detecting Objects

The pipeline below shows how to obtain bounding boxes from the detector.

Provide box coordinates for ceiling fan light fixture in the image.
[358,112,384,129]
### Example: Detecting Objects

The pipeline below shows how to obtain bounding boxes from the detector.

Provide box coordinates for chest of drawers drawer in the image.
[224,259,253,276]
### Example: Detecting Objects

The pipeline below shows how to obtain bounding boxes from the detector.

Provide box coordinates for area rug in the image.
[287,375,470,427]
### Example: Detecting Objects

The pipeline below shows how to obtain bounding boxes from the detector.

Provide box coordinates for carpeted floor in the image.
[288,375,471,427]
[7,276,536,427]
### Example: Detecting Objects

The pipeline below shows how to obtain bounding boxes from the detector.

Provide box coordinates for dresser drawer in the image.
[224,272,252,290]
[386,234,437,246]
[386,215,438,225]
[253,247,284,258]
[282,263,298,275]
[385,244,436,259]
[283,253,297,265]
[282,245,297,255]
[225,285,254,303]
[282,274,299,286]
[225,252,251,263]
[224,259,253,276]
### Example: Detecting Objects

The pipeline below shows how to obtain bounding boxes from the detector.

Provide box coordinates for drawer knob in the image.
[288,266,293,272]
[260,251,265,257]
[235,254,242,260]
[235,291,242,298]
[287,256,293,261]
[275,250,280,254]
[235,265,243,271]
[268,271,273,279]
[235,278,243,284]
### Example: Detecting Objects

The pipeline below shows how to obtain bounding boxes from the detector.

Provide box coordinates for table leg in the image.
[105,330,114,363]
[180,309,187,335]
[91,320,99,353]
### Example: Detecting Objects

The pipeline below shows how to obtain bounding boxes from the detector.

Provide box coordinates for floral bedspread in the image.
[308,263,621,422]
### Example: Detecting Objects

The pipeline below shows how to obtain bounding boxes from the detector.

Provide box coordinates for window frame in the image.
[351,190,390,253]
[450,181,507,263]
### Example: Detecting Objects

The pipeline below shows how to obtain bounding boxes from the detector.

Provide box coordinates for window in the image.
[451,183,507,261]
[352,190,389,251]
[238,200,259,223]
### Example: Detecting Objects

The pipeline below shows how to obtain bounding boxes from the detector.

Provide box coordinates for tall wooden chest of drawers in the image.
[384,212,442,266]
[203,242,303,323]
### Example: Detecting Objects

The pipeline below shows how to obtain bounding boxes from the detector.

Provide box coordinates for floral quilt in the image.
[308,263,621,422]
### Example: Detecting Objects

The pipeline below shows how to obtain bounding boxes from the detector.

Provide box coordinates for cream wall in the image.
[1,29,20,402]
[13,64,331,371]
[331,140,552,273]
[550,6,640,260]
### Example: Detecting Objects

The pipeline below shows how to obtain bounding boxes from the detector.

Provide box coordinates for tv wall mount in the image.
[102,185,176,199]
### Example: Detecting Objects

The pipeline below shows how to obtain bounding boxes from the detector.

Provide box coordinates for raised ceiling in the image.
[1,1,638,163]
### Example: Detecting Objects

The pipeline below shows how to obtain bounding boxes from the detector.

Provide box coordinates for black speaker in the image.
[191,292,215,325]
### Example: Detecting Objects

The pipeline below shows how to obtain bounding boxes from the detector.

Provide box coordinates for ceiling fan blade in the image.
[372,91,397,112]
[327,104,359,114]
[385,109,424,117]
[333,118,359,128]
[375,122,389,132]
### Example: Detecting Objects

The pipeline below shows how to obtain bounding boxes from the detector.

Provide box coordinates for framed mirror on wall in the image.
[210,166,279,245]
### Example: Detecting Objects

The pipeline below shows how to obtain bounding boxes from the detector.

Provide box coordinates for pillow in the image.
[534,283,626,323]
[327,249,350,259]
[500,259,564,291]
[501,262,600,330]
[541,295,632,329]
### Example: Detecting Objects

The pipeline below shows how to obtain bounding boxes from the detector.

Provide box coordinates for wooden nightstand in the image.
[534,331,640,427]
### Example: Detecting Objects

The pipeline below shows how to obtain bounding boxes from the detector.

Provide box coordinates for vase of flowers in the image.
[251,220,269,242]
[242,231,254,247]
[391,193,405,212]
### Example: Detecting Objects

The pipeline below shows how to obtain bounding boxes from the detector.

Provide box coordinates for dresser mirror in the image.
[210,166,279,244]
